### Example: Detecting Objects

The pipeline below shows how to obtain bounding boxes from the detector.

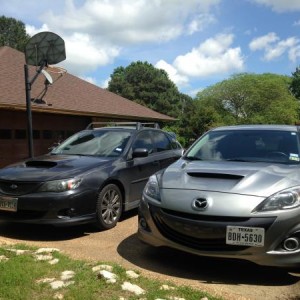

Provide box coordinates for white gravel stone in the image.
[7,249,29,255]
[35,248,60,254]
[49,258,59,265]
[98,270,118,283]
[126,270,139,279]
[92,264,113,272]
[35,254,53,261]
[36,278,56,284]
[121,281,145,295]
[160,284,175,290]
[61,270,75,281]
[50,280,75,290]
[0,255,8,261]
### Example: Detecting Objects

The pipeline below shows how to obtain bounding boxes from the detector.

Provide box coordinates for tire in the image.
[95,184,123,230]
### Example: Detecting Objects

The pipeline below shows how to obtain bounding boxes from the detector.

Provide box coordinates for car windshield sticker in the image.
[289,153,300,161]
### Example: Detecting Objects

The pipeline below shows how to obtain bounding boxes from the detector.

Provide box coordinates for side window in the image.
[132,131,154,153]
[152,131,172,152]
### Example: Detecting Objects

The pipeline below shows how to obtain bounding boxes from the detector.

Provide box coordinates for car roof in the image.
[211,124,300,132]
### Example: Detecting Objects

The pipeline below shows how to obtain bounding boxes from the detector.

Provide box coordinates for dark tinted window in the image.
[132,131,154,153]
[152,131,172,152]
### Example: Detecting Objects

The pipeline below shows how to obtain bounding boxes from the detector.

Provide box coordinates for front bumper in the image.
[0,189,97,226]
[138,196,300,268]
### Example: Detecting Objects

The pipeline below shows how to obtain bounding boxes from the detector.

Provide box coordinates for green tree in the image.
[290,66,300,100]
[0,15,30,52]
[107,61,185,118]
[195,73,299,126]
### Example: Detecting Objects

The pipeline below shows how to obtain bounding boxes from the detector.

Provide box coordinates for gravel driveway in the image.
[0,211,300,300]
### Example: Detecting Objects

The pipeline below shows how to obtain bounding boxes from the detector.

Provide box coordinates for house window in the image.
[0,129,12,139]
[33,130,40,139]
[43,130,53,139]
[15,130,27,139]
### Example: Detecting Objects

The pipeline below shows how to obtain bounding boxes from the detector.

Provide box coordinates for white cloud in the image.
[251,0,300,12]
[155,60,189,87]
[249,32,279,50]
[173,34,244,77]
[187,13,216,35]
[41,0,220,44]
[249,33,300,62]
[19,0,220,80]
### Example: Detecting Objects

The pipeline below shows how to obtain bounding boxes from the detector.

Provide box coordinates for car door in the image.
[122,130,161,209]
[150,130,182,169]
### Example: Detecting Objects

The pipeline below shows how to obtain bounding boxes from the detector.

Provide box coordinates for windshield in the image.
[185,129,300,164]
[52,130,132,157]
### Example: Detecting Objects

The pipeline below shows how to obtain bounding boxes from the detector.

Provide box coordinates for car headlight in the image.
[38,178,82,192]
[253,187,300,212]
[144,174,161,201]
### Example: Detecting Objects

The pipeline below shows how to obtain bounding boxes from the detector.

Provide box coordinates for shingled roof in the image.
[0,46,174,122]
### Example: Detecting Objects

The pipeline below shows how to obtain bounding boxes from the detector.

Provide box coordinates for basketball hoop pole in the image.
[24,60,47,158]
[24,31,66,159]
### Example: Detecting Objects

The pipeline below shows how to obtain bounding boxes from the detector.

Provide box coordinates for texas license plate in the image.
[0,196,18,212]
[226,226,265,247]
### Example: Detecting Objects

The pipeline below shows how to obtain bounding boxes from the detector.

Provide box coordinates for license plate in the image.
[0,196,18,212]
[226,226,265,247]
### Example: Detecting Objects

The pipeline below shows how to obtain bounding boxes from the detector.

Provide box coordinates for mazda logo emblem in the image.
[192,198,209,211]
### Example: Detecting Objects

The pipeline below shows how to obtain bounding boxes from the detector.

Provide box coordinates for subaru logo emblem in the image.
[10,184,18,190]
[192,198,209,211]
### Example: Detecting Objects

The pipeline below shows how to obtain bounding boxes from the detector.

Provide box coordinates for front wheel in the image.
[95,184,123,230]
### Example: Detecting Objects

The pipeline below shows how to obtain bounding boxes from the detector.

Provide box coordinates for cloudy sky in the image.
[1,0,300,96]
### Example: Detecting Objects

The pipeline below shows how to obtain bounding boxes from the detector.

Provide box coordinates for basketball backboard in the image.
[25,31,66,66]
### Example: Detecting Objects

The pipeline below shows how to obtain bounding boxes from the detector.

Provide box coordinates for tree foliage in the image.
[0,15,30,52]
[107,61,189,118]
[108,61,197,147]
[195,73,299,133]
[290,66,300,100]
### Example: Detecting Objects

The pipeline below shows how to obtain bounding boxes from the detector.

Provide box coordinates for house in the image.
[0,46,174,167]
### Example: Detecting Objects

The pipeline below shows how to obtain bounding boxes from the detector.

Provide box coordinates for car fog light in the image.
[283,237,299,251]
[139,217,147,229]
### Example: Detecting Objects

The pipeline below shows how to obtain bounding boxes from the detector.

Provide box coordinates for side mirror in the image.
[132,148,149,158]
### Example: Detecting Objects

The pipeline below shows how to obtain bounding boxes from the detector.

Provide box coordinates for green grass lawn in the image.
[0,244,224,300]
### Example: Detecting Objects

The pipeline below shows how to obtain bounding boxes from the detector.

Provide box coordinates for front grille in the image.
[0,180,41,196]
[149,204,276,251]
[0,210,46,220]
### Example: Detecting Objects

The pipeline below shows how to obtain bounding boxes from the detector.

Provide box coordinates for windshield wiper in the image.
[225,158,251,162]
[185,156,202,161]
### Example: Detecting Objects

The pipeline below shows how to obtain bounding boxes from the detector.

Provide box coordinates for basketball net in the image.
[45,65,67,75]
[43,65,67,84]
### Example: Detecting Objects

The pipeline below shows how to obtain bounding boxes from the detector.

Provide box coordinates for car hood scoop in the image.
[162,159,300,197]
[187,172,243,180]
[25,160,57,168]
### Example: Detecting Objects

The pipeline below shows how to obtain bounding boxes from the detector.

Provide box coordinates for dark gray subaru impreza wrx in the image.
[0,122,183,230]
[138,124,300,268]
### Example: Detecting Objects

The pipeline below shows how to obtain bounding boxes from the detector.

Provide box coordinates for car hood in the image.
[161,159,300,197]
[0,154,112,181]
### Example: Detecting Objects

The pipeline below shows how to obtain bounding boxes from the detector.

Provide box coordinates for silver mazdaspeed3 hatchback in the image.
[138,124,300,268]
